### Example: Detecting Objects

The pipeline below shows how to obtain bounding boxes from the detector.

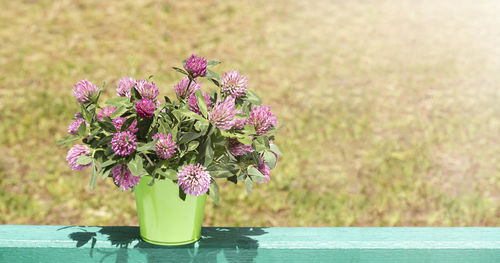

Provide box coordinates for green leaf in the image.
[88,128,103,142]
[253,136,270,152]
[87,104,97,114]
[56,135,79,147]
[155,168,178,181]
[100,158,116,168]
[76,155,92,165]
[247,166,266,182]
[205,70,220,80]
[200,137,214,167]
[263,150,277,169]
[238,173,246,182]
[183,152,197,165]
[105,146,114,156]
[206,123,216,137]
[128,155,145,176]
[80,104,90,123]
[241,101,250,114]
[270,143,283,156]
[135,155,145,175]
[179,132,202,144]
[110,106,128,119]
[137,117,153,141]
[172,67,188,75]
[98,120,117,133]
[194,120,209,135]
[171,123,179,141]
[179,186,187,201]
[93,87,102,105]
[208,163,239,178]
[105,97,130,107]
[121,117,136,132]
[90,160,98,190]
[173,109,205,121]
[225,147,238,162]
[137,140,157,152]
[243,125,256,135]
[165,169,178,180]
[127,159,137,175]
[245,177,253,195]
[227,175,238,184]
[100,166,111,179]
[154,103,168,116]
[131,86,142,101]
[220,130,252,144]
[220,130,241,139]
[195,90,208,118]
[237,135,253,145]
[158,118,169,134]
[209,78,220,87]
[262,127,279,137]
[208,178,220,205]
[245,90,262,106]
[77,121,87,137]
[207,61,221,68]
[250,151,260,164]
[187,141,200,151]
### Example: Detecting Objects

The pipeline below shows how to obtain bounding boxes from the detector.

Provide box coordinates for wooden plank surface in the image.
[0,226,499,262]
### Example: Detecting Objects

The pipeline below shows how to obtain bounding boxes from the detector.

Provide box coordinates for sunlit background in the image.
[0,0,499,226]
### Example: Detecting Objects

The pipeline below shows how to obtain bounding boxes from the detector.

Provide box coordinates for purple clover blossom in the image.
[135,79,159,100]
[97,107,117,121]
[208,96,236,130]
[232,118,247,129]
[135,98,156,119]
[228,139,254,156]
[184,54,207,78]
[188,92,212,115]
[111,164,141,191]
[153,133,177,159]
[73,79,99,104]
[66,145,91,171]
[67,118,88,135]
[256,157,271,184]
[177,164,211,196]
[220,70,249,98]
[247,105,278,135]
[231,110,247,130]
[116,77,136,97]
[112,117,138,133]
[111,131,137,156]
[174,77,201,99]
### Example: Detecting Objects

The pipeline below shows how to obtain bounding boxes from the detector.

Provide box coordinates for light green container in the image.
[134,176,207,246]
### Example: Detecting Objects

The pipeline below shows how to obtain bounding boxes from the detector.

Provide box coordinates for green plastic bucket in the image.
[134,176,206,246]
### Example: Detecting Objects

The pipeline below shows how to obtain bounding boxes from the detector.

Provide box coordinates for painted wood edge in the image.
[0,226,499,249]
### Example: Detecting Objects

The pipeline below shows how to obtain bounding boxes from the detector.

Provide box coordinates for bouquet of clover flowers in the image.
[58,55,281,203]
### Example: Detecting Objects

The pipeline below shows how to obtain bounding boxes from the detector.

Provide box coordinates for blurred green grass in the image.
[0,0,499,226]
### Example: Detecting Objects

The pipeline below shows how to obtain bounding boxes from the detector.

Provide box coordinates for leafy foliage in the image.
[59,57,281,203]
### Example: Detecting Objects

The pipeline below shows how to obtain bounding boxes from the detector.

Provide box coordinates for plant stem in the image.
[142,153,154,166]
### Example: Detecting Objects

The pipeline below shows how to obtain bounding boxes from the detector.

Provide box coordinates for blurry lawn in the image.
[0,0,499,226]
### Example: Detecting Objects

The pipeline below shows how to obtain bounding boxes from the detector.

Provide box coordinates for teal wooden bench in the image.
[0,226,499,262]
